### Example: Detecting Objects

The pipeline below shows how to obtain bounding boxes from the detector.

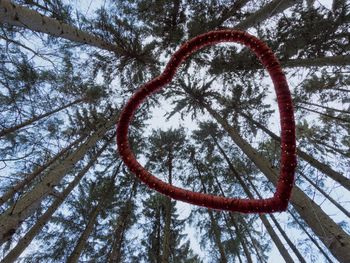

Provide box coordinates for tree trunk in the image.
[211,0,250,29]
[239,111,350,191]
[0,115,118,244]
[236,250,243,263]
[297,105,350,124]
[156,200,161,263]
[298,171,350,218]
[0,143,111,263]
[242,222,267,263]
[108,179,138,263]
[283,55,350,68]
[211,155,293,263]
[223,213,253,263]
[161,149,173,263]
[269,214,307,263]
[222,212,252,263]
[259,213,295,262]
[0,98,83,138]
[240,236,253,263]
[207,211,228,263]
[298,101,350,115]
[0,135,86,206]
[66,205,101,263]
[0,0,119,53]
[234,0,301,31]
[307,137,350,159]
[204,105,350,262]
[214,176,265,262]
[247,179,307,263]
[217,55,350,72]
[288,210,335,263]
[67,169,118,263]
[194,161,228,263]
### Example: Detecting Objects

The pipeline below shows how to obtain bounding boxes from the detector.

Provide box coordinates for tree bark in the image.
[283,55,350,68]
[211,151,294,263]
[269,214,307,263]
[234,0,302,31]
[307,137,350,159]
[221,211,252,263]
[259,213,295,263]
[0,0,119,53]
[67,168,119,263]
[194,161,228,263]
[288,210,335,263]
[297,105,350,124]
[203,104,350,262]
[66,204,101,263]
[214,175,266,262]
[0,135,85,206]
[241,221,267,263]
[216,55,350,73]
[0,115,118,244]
[161,148,173,263]
[298,101,350,115]
[227,217,253,263]
[0,98,83,138]
[247,179,307,263]
[239,111,350,191]
[298,171,350,218]
[211,0,250,29]
[108,179,138,263]
[207,210,228,263]
[0,143,111,263]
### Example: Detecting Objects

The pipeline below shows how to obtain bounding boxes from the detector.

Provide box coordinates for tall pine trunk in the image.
[298,100,350,115]
[204,104,350,262]
[0,143,111,263]
[67,168,119,263]
[66,205,101,263]
[239,111,350,191]
[234,0,301,30]
[298,171,350,218]
[282,55,350,68]
[269,214,307,263]
[0,98,83,138]
[227,55,350,71]
[0,135,86,206]
[108,179,138,263]
[222,214,253,263]
[207,210,228,263]
[211,156,294,263]
[306,137,350,159]
[0,0,119,53]
[247,179,307,263]
[287,210,335,263]
[161,149,173,263]
[214,178,265,262]
[194,160,228,263]
[297,105,350,124]
[240,219,267,263]
[0,115,118,243]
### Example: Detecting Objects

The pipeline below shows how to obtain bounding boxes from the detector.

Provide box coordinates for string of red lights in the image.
[116,30,297,213]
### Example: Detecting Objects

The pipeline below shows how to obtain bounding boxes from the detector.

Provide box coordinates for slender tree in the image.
[0,0,120,53]
[66,168,119,263]
[0,114,119,243]
[0,140,112,263]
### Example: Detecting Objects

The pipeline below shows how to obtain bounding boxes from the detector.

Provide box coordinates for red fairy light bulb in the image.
[116,30,297,213]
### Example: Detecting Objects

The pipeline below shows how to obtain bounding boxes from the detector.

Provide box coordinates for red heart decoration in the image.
[117,30,296,213]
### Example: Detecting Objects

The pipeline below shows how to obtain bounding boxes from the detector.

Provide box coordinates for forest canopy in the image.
[0,0,349,262]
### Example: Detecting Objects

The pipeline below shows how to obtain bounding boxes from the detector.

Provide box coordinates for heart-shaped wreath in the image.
[117,30,297,213]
